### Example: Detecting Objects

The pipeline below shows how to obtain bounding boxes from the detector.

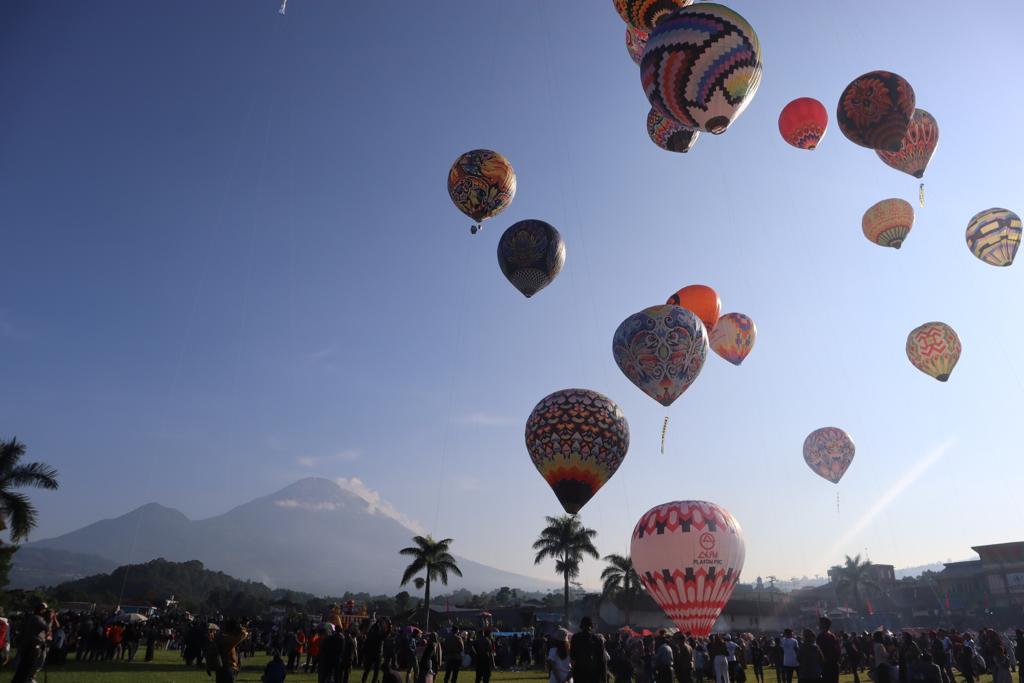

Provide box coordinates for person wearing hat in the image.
[11,602,53,683]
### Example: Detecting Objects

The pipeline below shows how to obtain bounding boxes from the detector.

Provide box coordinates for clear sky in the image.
[2,0,1023,592]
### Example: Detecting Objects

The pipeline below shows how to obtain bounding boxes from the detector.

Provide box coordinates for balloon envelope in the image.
[626,26,649,65]
[630,500,745,638]
[965,208,1022,267]
[709,313,756,366]
[876,109,939,178]
[447,149,517,224]
[803,427,855,484]
[647,109,700,153]
[778,97,828,150]
[666,285,720,332]
[862,198,914,249]
[497,220,566,298]
[641,3,762,134]
[906,322,961,382]
[614,0,693,32]
[613,305,709,407]
[837,71,915,151]
[525,389,630,515]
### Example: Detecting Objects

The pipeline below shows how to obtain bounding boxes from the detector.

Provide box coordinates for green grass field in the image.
[12,651,1006,683]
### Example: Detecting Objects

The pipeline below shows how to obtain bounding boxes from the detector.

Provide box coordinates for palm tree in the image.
[600,554,643,627]
[399,535,462,631]
[0,438,59,541]
[832,554,880,614]
[533,515,599,626]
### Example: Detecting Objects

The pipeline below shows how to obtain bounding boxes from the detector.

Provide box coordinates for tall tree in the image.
[533,515,599,626]
[832,554,880,613]
[0,437,59,588]
[600,554,643,627]
[399,536,462,631]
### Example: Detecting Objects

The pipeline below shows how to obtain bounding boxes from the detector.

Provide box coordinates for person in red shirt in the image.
[306,630,322,673]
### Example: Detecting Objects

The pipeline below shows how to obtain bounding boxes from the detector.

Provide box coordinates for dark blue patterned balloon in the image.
[497,220,567,298]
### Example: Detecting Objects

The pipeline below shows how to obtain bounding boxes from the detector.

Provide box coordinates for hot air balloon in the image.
[965,208,1022,267]
[626,26,648,65]
[803,427,855,484]
[862,198,914,249]
[614,0,693,32]
[837,71,915,152]
[778,97,828,150]
[447,149,517,234]
[709,312,755,366]
[497,220,567,298]
[641,3,762,134]
[612,305,709,406]
[647,109,700,153]
[525,389,630,515]
[630,500,745,637]
[906,322,961,382]
[666,285,720,333]
[876,109,939,178]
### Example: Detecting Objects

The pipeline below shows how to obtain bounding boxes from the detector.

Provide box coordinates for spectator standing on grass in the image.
[10,602,51,683]
[710,634,730,683]
[571,617,606,683]
[364,619,386,683]
[547,629,572,683]
[816,619,840,683]
[798,629,823,683]
[320,623,344,683]
[264,652,288,683]
[475,630,495,683]
[781,630,799,683]
[674,634,695,683]
[444,629,465,683]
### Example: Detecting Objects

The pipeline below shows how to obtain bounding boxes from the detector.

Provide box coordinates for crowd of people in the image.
[1,603,1022,683]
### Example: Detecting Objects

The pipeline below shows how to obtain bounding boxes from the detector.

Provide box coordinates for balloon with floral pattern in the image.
[876,109,939,178]
[612,305,709,406]
[447,149,517,234]
[626,26,649,65]
[778,97,828,150]
[862,198,914,249]
[803,427,855,484]
[647,109,700,153]
[614,0,693,32]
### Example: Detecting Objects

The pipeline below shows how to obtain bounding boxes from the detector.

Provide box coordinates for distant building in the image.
[934,541,1024,618]
[827,563,896,587]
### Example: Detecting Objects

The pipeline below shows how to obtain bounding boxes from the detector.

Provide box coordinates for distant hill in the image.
[9,547,117,588]
[17,477,557,595]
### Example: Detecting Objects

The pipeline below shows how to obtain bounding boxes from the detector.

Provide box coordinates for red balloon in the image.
[778,98,828,150]
[666,284,720,333]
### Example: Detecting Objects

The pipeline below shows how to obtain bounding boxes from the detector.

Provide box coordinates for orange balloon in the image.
[666,284,720,333]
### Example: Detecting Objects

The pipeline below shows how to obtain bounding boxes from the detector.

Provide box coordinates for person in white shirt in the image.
[548,631,572,683]
[781,629,800,683]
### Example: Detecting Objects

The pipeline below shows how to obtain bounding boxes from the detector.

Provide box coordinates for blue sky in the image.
[2,0,1022,591]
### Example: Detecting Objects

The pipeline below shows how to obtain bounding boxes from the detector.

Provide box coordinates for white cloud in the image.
[274,499,340,511]
[296,449,361,469]
[457,412,516,427]
[334,477,425,534]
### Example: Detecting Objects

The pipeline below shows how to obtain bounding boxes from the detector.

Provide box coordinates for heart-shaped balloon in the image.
[631,500,745,637]
[612,305,708,407]
[803,427,855,484]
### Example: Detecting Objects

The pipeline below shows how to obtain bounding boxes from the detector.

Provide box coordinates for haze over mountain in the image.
[15,477,556,595]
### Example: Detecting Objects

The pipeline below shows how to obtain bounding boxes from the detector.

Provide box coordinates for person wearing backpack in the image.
[570,617,606,683]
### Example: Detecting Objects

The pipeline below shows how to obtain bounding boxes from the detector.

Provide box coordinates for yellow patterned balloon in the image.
[906,322,961,382]
[862,198,914,249]
[447,150,517,232]
[965,208,1022,267]
[709,312,756,366]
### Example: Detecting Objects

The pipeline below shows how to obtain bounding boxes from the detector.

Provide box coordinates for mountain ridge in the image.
[15,477,557,595]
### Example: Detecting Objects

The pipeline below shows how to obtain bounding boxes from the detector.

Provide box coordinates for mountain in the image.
[9,547,117,588]
[17,477,556,595]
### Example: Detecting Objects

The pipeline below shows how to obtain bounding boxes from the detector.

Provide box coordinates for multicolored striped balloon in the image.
[709,312,756,366]
[612,305,709,407]
[862,198,914,249]
[778,97,829,150]
[906,322,961,382]
[526,389,629,515]
[803,427,855,484]
[496,220,566,298]
[837,71,915,152]
[876,109,939,178]
[965,208,1022,267]
[614,0,693,32]
[631,500,745,638]
[647,109,700,153]
[641,3,762,134]
[626,26,648,65]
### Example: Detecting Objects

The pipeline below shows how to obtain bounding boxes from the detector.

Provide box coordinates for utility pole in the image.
[766,576,777,603]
